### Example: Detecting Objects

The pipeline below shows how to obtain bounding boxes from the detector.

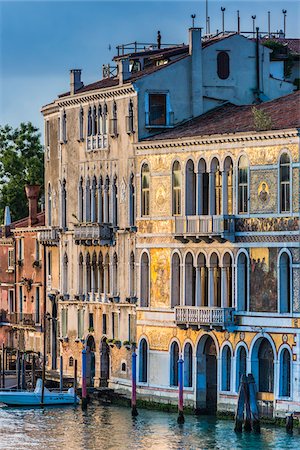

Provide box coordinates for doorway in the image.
[196,335,218,414]
[100,337,110,387]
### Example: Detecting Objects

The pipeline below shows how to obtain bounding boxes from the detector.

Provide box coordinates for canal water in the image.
[0,403,299,450]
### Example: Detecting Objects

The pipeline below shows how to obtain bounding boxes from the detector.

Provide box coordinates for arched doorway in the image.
[251,337,275,394]
[196,335,218,414]
[100,337,110,387]
[86,335,96,387]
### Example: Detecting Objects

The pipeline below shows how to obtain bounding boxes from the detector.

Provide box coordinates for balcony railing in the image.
[1,312,41,327]
[175,306,235,328]
[86,134,108,151]
[38,228,59,246]
[174,215,235,242]
[74,223,114,246]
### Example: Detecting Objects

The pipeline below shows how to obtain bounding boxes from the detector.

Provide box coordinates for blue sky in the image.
[1,0,299,134]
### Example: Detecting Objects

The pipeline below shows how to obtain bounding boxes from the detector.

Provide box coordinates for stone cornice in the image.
[41,84,136,115]
[135,128,299,151]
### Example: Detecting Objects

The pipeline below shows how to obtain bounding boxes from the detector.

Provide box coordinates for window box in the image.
[63,294,70,301]
[107,338,115,348]
[123,340,131,350]
[113,295,120,304]
[114,340,122,349]
[126,296,137,304]
[63,336,69,343]
[88,327,94,333]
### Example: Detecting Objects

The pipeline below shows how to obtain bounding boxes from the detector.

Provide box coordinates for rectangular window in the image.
[102,313,107,335]
[128,314,135,342]
[18,239,23,261]
[149,93,166,126]
[8,248,14,269]
[9,290,14,313]
[77,309,84,339]
[62,308,68,337]
[19,286,23,315]
[89,313,94,330]
[35,239,40,261]
[36,287,40,324]
[112,312,118,339]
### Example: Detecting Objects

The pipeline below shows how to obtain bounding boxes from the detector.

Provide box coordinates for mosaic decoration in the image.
[250,247,277,312]
[257,181,270,204]
[236,217,299,232]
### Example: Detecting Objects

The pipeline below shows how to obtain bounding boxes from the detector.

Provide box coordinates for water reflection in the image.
[0,403,299,450]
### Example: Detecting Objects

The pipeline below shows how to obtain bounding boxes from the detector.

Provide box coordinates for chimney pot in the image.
[70,69,83,95]
[25,184,40,227]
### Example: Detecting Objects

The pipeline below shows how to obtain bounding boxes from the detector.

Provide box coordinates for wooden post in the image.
[0,354,2,389]
[247,374,261,433]
[59,355,63,392]
[234,374,245,433]
[31,355,35,389]
[21,355,26,390]
[74,359,78,405]
[286,414,293,434]
[2,343,5,388]
[177,356,185,424]
[16,350,21,390]
[81,348,88,410]
[244,377,252,432]
[131,350,138,416]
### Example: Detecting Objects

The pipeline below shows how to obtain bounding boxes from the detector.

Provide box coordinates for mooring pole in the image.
[2,343,5,388]
[247,374,261,433]
[234,374,245,432]
[81,348,87,410]
[31,355,35,389]
[177,356,185,424]
[21,354,26,390]
[74,359,78,405]
[0,354,2,389]
[244,376,252,432]
[16,350,21,390]
[59,355,63,392]
[286,413,293,434]
[131,350,138,416]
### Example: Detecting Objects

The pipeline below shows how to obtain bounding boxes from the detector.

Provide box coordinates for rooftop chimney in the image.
[70,69,83,95]
[25,184,40,227]
[119,59,131,84]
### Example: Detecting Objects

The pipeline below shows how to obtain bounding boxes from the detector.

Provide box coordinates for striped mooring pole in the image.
[177,356,185,424]
[81,348,88,410]
[131,350,138,416]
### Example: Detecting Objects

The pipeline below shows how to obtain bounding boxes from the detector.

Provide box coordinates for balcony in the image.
[2,312,40,327]
[38,228,59,246]
[175,306,235,329]
[74,223,115,246]
[174,215,235,243]
[86,134,108,151]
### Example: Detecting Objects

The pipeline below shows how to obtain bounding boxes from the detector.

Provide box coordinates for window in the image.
[149,93,166,126]
[62,110,67,143]
[93,105,97,135]
[102,313,107,335]
[62,253,68,295]
[89,313,94,330]
[129,173,135,227]
[48,184,52,226]
[61,179,67,228]
[69,357,74,367]
[86,253,91,295]
[77,309,84,339]
[103,104,108,135]
[185,252,195,306]
[35,239,40,262]
[210,253,221,307]
[112,312,119,339]
[170,341,179,386]
[139,339,148,382]
[238,156,248,214]
[184,343,193,387]
[223,253,233,308]
[141,163,150,216]
[104,253,110,295]
[280,349,291,397]
[171,253,180,308]
[8,249,14,270]
[198,253,208,306]
[140,253,150,307]
[110,102,118,137]
[128,314,135,342]
[172,161,181,215]
[35,287,40,324]
[104,176,110,223]
[279,252,291,313]
[61,308,68,337]
[112,176,118,227]
[224,157,233,215]
[98,252,104,294]
[79,106,84,141]
[221,345,231,391]
[85,177,91,223]
[18,238,23,262]
[9,290,14,313]
[236,346,247,391]
[78,253,84,295]
[237,252,248,311]
[217,51,230,79]
[45,120,50,147]
[92,251,98,294]
[19,286,23,315]
[91,177,97,223]
[185,160,196,215]
[127,100,134,134]
[129,252,135,297]
[258,339,274,393]
[279,153,290,213]
[78,178,84,222]
[112,252,118,296]
[98,176,103,223]
[198,159,209,215]
[215,161,222,215]
[87,107,92,136]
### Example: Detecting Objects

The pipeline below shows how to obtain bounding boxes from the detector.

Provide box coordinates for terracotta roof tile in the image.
[146,90,300,141]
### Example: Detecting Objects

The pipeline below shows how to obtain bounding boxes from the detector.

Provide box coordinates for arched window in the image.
[86,253,91,296]
[224,156,233,215]
[280,349,291,397]
[127,100,134,134]
[221,345,231,391]
[172,161,181,215]
[222,253,233,308]
[141,163,150,216]
[198,253,208,306]
[112,176,118,227]
[210,158,222,215]
[217,51,230,79]
[79,106,84,141]
[238,156,248,214]
[62,110,67,143]
[129,173,135,227]
[85,177,91,222]
[185,159,196,215]
[103,103,108,135]
[92,251,98,294]
[47,184,52,226]
[93,105,97,135]
[104,176,110,223]
[87,107,92,136]
[98,252,104,294]
[237,252,248,311]
[279,252,291,313]
[98,176,103,223]
[210,253,221,307]
[129,252,135,297]
[279,153,291,213]
[91,176,97,223]
[184,343,193,387]
[61,179,67,229]
[78,252,84,295]
[236,346,247,391]
[198,159,209,215]
[112,252,118,296]
[97,104,102,135]
[185,252,196,306]
[111,101,117,136]
[104,253,110,295]
[258,339,274,393]
[78,177,84,222]
[170,341,179,386]
[171,253,181,308]
[62,253,68,295]
[140,252,150,307]
[139,339,148,382]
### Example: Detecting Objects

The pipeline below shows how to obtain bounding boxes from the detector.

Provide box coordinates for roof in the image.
[12,212,45,229]
[146,90,300,141]
[260,38,300,56]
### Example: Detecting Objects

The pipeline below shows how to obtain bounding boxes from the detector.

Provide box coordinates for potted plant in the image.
[107,338,115,348]
[88,327,94,333]
[123,340,131,350]
[114,340,122,349]
[131,342,137,351]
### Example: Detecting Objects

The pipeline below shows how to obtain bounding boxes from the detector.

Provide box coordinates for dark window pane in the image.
[217,51,230,79]
[149,94,166,125]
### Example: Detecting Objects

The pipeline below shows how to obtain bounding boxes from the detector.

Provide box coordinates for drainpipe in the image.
[255,27,260,97]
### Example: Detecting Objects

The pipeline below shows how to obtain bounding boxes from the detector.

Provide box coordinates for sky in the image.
[0,0,299,135]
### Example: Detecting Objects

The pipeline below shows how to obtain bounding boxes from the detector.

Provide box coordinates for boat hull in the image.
[0,392,79,406]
